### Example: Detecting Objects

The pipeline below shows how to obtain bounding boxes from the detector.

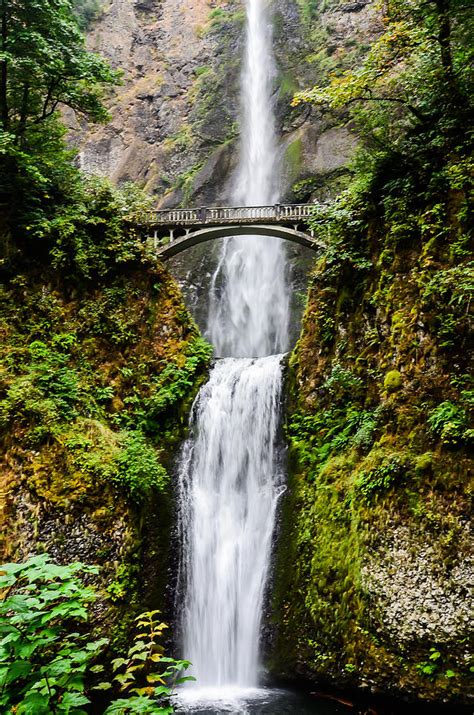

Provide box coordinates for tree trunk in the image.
[436,0,454,85]
[0,0,8,131]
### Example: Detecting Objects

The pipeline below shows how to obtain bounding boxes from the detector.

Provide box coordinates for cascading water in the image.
[178,357,285,689]
[177,0,289,706]
[207,0,289,359]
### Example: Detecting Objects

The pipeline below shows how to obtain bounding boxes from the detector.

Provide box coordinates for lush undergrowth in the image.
[0,0,213,668]
[271,0,473,704]
[0,251,212,644]
[0,555,192,714]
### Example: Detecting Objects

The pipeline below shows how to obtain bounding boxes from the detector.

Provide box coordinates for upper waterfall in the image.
[207,0,290,359]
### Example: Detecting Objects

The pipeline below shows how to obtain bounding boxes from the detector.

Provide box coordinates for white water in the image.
[178,0,289,704]
[178,357,285,688]
[207,0,289,359]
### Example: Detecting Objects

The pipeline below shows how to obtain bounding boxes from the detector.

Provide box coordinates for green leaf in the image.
[4,660,31,684]
[16,691,51,715]
[58,691,90,708]
[92,681,113,691]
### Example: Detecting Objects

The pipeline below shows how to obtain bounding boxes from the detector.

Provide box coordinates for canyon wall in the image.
[72,0,379,206]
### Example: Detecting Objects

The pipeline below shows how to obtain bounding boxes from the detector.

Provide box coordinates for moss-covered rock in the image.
[270,185,473,705]
[384,369,402,392]
[0,258,212,649]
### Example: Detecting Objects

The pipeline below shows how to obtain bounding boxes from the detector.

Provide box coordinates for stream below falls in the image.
[175,688,348,714]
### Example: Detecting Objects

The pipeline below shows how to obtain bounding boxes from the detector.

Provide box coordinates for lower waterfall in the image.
[178,356,285,691]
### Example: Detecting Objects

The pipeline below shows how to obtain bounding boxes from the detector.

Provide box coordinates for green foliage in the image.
[0,0,132,275]
[323,363,363,403]
[72,0,102,30]
[137,337,213,431]
[0,266,208,513]
[288,405,379,480]
[114,431,168,504]
[276,0,473,694]
[294,0,473,122]
[0,0,117,141]
[0,339,81,434]
[421,262,473,348]
[0,554,107,714]
[46,176,156,279]
[101,611,194,714]
[1,557,193,714]
[294,0,473,268]
[428,400,472,446]
[354,455,408,500]
[415,647,458,680]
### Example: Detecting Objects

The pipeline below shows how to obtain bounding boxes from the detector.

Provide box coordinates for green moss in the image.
[384,369,403,392]
[0,261,211,648]
[415,452,433,473]
[284,137,303,182]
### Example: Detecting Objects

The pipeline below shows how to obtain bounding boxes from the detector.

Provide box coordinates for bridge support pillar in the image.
[153,230,158,250]
[169,229,175,243]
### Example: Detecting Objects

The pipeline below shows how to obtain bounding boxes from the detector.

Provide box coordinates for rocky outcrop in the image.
[270,193,473,704]
[362,524,473,647]
[71,0,242,203]
[72,0,380,206]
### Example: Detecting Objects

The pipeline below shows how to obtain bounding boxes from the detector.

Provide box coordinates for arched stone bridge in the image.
[146,203,325,259]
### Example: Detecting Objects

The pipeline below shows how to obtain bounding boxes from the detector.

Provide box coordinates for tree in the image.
[0,555,107,714]
[0,0,120,260]
[293,0,473,126]
[71,0,102,31]
[0,0,117,146]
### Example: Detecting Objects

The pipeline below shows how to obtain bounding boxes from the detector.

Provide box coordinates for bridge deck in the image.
[151,203,314,227]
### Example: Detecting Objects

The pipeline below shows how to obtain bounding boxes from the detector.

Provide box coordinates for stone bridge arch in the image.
[155,224,325,260]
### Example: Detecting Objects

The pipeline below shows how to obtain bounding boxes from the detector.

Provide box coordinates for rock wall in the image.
[270,198,473,705]
[72,0,380,206]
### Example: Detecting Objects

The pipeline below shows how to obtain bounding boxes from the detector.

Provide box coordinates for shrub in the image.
[0,555,107,714]
[101,610,194,713]
[0,556,193,714]
[427,401,471,446]
[114,431,168,503]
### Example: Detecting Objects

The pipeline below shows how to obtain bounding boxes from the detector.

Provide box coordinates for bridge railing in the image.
[151,203,314,226]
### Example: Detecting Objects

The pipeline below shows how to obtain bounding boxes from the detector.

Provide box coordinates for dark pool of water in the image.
[174,687,353,715]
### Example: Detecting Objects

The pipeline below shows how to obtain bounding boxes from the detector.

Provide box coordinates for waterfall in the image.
[178,357,285,688]
[178,0,288,702]
[207,0,289,358]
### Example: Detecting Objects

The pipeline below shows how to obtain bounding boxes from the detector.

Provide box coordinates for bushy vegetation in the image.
[72,0,102,30]
[274,0,473,701]
[0,555,191,714]
[0,273,211,507]
[0,0,143,277]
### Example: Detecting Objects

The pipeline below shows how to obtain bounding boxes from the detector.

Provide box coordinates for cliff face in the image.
[0,261,211,646]
[72,0,379,206]
[270,193,473,704]
[70,0,380,343]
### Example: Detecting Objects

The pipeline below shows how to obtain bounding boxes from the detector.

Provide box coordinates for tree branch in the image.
[345,94,426,122]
